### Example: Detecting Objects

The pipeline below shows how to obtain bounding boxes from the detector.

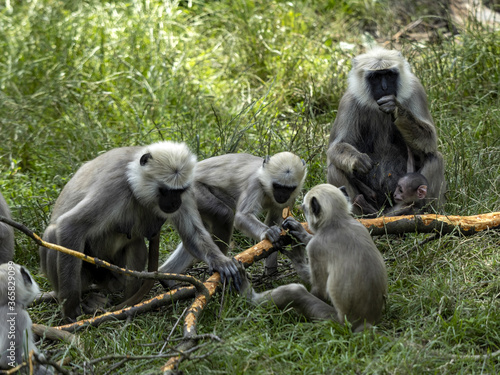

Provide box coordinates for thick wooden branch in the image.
[358,212,500,236]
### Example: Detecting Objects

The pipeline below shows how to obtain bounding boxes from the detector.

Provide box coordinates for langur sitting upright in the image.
[237,184,387,332]
[159,152,307,279]
[0,263,41,370]
[327,47,445,215]
[39,141,240,320]
[0,192,14,264]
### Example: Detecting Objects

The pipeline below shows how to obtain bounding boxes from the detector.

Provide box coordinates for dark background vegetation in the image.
[0,0,499,373]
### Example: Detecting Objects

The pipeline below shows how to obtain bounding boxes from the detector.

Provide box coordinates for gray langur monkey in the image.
[354,172,429,217]
[0,263,42,370]
[0,192,14,264]
[327,47,445,215]
[39,141,240,320]
[237,184,387,332]
[159,152,307,279]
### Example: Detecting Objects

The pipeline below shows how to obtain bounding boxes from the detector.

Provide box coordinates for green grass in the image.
[1,0,500,373]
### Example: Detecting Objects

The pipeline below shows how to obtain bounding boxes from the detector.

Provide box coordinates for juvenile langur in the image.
[39,141,240,320]
[0,192,14,264]
[237,184,388,332]
[0,263,42,370]
[327,47,445,215]
[159,152,307,279]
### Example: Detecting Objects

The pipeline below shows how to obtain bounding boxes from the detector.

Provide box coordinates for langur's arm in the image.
[171,196,240,288]
[234,181,269,241]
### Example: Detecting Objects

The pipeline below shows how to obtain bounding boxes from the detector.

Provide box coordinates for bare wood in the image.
[358,212,500,236]
[0,215,208,298]
[32,324,78,345]
[54,287,196,332]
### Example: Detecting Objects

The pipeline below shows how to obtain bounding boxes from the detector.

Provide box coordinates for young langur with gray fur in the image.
[237,184,387,332]
[39,141,240,321]
[327,47,445,215]
[159,152,307,279]
[0,192,14,264]
[0,263,47,372]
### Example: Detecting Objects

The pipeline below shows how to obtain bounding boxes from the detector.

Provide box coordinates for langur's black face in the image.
[367,68,399,101]
[272,183,297,204]
[158,186,187,213]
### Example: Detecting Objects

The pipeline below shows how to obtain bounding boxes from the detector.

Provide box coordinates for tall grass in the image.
[1,0,499,373]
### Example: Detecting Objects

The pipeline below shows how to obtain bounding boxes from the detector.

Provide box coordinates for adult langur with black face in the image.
[237,184,387,332]
[39,141,240,321]
[0,192,14,264]
[159,152,307,280]
[327,47,445,215]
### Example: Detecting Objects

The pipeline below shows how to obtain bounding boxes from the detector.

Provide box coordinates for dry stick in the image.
[0,216,207,296]
[0,215,207,330]
[161,210,292,374]
[358,212,500,236]
[55,286,196,333]
[32,324,78,345]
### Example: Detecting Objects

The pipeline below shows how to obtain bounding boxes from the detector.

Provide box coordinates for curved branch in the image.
[0,215,209,301]
[54,287,196,332]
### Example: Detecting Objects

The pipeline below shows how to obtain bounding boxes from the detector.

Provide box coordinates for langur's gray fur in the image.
[238,184,387,332]
[0,192,14,264]
[327,47,446,215]
[39,141,239,320]
[159,152,307,279]
[0,263,40,369]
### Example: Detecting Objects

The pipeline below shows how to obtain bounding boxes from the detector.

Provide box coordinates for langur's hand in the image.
[208,255,242,291]
[353,152,372,174]
[262,225,283,247]
[282,217,312,245]
[377,95,397,114]
[282,217,304,240]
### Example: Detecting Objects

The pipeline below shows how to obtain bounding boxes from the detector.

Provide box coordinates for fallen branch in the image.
[358,212,500,236]
[161,209,293,374]
[32,324,79,345]
[0,215,209,304]
[54,286,196,333]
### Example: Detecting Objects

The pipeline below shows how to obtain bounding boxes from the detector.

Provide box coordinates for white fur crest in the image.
[347,47,415,109]
[258,152,307,190]
[127,141,197,210]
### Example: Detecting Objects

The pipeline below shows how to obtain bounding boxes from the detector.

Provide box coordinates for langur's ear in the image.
[20,266,33,285]
[417,185,427,199]
[301,159,306,166]
[140,153,152,166]
[263,156,271,167]
[310,196,321,217]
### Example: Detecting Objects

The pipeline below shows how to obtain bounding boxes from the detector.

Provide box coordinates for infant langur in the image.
[0,263,44,371]
[238,184,387,332]
[354,172,428,217]
[160,152,307,280]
